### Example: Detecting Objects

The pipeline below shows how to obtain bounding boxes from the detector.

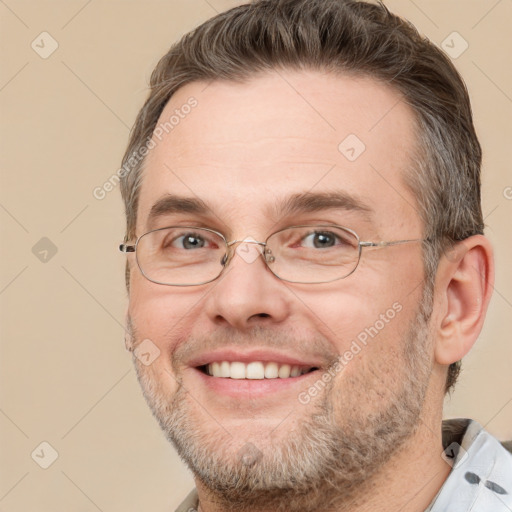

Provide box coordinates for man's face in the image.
[127,71,435,507]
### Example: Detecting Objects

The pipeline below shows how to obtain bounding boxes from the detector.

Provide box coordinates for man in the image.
[118,1,512,510]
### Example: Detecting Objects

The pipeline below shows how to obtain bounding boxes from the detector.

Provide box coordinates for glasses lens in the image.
[136,227,226,285]
[265,225,360,283]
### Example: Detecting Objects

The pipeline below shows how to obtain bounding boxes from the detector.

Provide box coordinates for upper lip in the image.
[186,348,324,369]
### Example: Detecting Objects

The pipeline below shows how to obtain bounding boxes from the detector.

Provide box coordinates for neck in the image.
[195,420,451,512]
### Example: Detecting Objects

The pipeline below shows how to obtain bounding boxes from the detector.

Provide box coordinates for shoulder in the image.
[501,439,512,454]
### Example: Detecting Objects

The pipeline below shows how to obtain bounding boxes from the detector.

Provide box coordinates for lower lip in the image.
[191,367,321,399]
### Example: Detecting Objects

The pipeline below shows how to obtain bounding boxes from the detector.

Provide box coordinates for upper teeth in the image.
[205,361,310,379]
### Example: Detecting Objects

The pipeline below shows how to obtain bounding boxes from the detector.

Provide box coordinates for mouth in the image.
[198,361,319,379]
[185,349,325,399]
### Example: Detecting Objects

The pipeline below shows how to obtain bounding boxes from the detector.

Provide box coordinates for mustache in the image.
[127,315,338,368]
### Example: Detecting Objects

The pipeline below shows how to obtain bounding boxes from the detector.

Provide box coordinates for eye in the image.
[166,232,213,250]
[301,231,341,249]
[177,234,204,249]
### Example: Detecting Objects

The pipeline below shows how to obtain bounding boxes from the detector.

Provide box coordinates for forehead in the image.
[137,70,421,237]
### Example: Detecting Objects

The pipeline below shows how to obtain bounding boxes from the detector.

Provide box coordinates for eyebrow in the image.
[147,190,373,228]
[273,191,374,220]
[149,195,209,220]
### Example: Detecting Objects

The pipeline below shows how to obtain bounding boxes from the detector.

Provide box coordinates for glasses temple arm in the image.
[359,238,425,248]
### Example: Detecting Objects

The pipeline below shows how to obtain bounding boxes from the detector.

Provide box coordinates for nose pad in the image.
[264,248,275,263]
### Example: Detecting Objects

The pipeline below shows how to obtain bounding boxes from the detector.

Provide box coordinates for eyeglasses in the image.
[119,225,424,286]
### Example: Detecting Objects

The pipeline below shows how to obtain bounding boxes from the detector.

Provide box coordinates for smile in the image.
[200,361,318,379]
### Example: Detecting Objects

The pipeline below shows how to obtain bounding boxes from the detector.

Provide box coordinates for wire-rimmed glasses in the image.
[119,225,423,286]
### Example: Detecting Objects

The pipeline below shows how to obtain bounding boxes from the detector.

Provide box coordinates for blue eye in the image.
[301,231,339,249]
[160,231,211,251]
[175,234,206,249]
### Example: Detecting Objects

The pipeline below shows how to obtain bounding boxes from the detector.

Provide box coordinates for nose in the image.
[202,240,291,330]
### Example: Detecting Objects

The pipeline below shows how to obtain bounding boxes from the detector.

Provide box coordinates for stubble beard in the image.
[130,292,434,511]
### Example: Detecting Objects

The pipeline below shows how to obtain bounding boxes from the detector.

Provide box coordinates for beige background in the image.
[0,0,511,510]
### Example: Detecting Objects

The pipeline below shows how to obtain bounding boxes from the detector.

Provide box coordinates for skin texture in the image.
[125,70,494,511]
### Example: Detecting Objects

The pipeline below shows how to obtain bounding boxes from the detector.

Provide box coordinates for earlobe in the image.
[434,235,494,365]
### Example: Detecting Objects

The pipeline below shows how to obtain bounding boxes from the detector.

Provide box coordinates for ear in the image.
[432,235,494,365]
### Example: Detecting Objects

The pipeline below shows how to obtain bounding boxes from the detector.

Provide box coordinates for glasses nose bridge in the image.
[221,238,269,267]
[226,238,267,248]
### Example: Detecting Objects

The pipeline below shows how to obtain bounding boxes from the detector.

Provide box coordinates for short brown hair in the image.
[120,0,484,393]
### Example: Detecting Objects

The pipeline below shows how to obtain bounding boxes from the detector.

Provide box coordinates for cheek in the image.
[128,275,202,357]
[289,260,422,359]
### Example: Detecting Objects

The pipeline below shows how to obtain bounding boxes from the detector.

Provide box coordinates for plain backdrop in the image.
[1,1,511,510]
